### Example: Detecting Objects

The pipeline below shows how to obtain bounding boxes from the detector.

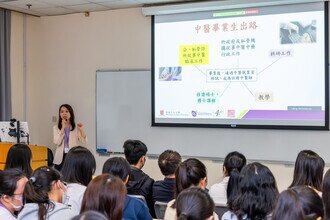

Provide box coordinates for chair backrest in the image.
[128,194,147,204]
[154,201,168,219]
[214,203,229,218]
[47,148,54,166]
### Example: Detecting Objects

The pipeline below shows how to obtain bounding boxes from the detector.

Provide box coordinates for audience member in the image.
[322,168,330,220]
[72,210,107,220]
[53,104,87,171]
[222,162,279,220]
[102,157,152,220]
[176,187,215,220]
[273,186,324,220]
[5,143,33,177]
[153,150,182,203]
[209,151,246,204]
[0,169,28,220]
[164,158,218,220]
[123,139,155,217]
[289,150,324,194]
[18,166,75,220]
[61,146,96,214]
[80,174,126,220]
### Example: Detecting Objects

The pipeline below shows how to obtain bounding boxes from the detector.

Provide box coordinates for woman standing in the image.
[53,104,87,170]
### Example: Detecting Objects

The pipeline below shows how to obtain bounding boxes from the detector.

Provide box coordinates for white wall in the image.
[10,8,329,192]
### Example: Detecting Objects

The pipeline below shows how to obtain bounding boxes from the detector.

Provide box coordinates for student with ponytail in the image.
[209,151,246,204]
[164,158,219,220]
[17,166,75,220]
[176,187,215,220]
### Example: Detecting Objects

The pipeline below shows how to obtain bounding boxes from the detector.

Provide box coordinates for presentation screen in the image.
[152,2,329,129]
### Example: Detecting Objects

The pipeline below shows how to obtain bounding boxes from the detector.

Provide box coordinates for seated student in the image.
[153,150,182,203]
[17,166,75,220]
[322,168,330,219]
[289,150,324,195]
[222,162,279,220]
[0,169,28,220]
[102,157,152,220]
[176,187,215,220]
[80,174,126,220]
[123,139,155,217]
[61,146,96,214]
[273,186,323,220]
[5,144,33,177]
[164,158,219,220]
[209,151,246,204]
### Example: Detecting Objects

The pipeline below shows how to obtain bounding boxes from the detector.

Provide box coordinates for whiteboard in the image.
[96,70,330,164]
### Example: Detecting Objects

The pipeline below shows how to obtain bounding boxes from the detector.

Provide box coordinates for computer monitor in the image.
[0,121,30,143]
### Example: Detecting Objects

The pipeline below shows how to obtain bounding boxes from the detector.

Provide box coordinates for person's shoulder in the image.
[48,202,75,218]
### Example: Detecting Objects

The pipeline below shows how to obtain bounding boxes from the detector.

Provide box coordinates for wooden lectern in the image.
[0,143,48,170]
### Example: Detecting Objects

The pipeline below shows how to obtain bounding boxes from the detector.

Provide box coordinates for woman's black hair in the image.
[0,168,26,197]
[61,146,96,186]
[57,104,75,131]
[24,166,62,220]
[322,168,330,220]
[273,186,324,220]
[232,162,279,220]
[176,187,214,220]
[175,158,207,198]
[5,143,33,177]
[223,151,246,176]
[224,151,246,210]
[289,150,324,191]
[102,157,131,181]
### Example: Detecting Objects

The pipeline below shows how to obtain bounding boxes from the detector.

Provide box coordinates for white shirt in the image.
[66,183,86,215]
[0,206,16,220]
[209,176,230,204]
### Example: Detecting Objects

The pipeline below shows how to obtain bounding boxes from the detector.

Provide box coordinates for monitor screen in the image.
[152,2,328,129]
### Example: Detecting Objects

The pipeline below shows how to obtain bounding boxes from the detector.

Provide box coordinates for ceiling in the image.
[0,0,209,16]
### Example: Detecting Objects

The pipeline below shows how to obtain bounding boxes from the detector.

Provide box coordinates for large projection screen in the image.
[152,1,329,129]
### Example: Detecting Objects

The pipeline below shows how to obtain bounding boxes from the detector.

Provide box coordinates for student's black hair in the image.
[273,186,324,220]
[175,158,207,198]
[57,104,75,131]
[176,187,214,220]
[158,150,182,176]
[322,168,330,220]
[102,157,131,181]
[61,146,96,186]
[0,168,26,197]
[232,162,279,220]
[123,139,148,165]
[223,151,246,176]
[24,166,61,220]
[5,143,33,177]
[223,151,246,210]
[289,150,324,191]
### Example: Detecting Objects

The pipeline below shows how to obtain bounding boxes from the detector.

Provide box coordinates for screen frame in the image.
[151,2,329,130]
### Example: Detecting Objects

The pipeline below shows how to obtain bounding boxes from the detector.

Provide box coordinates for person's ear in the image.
[124,175,129,185]
[1,195,12,203]
[223,166,227,176]
[200,177,207,189]
[206,215,214,220]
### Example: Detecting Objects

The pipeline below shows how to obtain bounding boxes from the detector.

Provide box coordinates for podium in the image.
[0,143,48,170]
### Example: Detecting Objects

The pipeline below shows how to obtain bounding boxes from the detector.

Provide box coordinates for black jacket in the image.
[152,178,175,203]
[127,166,155,217]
